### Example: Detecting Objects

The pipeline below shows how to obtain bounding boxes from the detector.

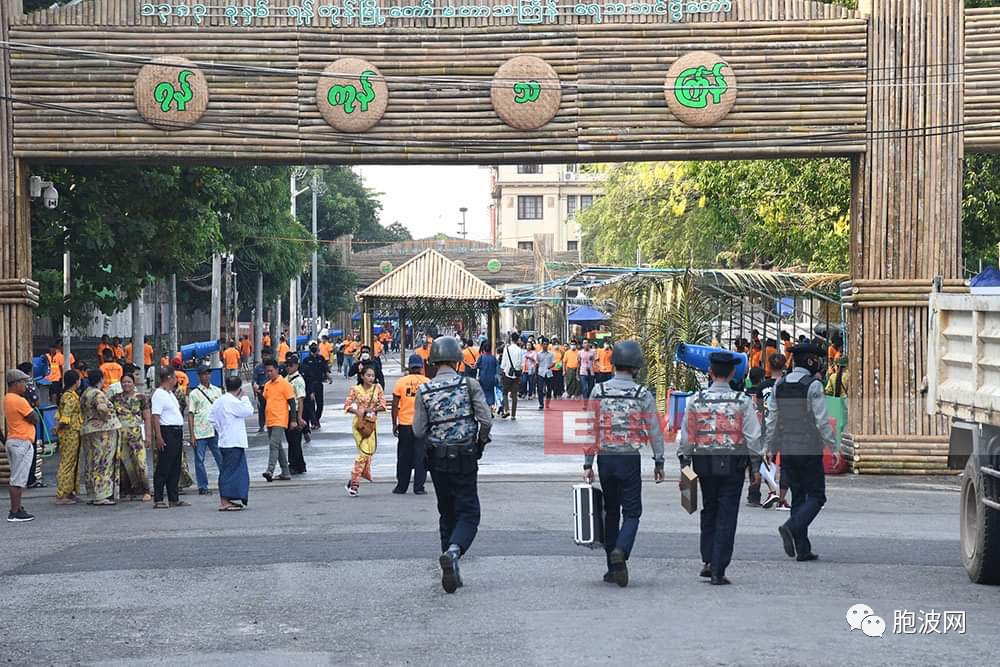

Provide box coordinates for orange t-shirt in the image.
[144,344,154,366]
[96,342,110,361]
[343,341,360,357]
[263,376,295,428]
[223,347,241,370]
[99,361,123,389]
[373,340,383,358]
[563,349,579,369]
[113,345,125,360]
[763,346,779,374]
[783,340,794,365]
[596,348,613,373]
[393,373,429,426]
[463,347,479,367]
[415,346,430,370]
[277,342,290,362]
[46,352,62,382]
[263,335,272,349]
[319,342,333,361]
[239,339,252,358]
[749,349,762,368]
[3,392,35,441]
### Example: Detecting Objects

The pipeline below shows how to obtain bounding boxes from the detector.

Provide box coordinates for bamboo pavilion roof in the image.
[356,248,503,304]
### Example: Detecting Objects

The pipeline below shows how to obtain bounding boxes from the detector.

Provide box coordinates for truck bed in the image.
[927,292,1000,428]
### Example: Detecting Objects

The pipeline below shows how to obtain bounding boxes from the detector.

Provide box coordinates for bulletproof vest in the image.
[685,390,746,452]
[596,382,650,453]
[300,356,324,382]
[420,373,478,448]
[774,375,824,455]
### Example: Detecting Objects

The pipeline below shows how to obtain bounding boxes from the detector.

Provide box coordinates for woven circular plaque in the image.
[486,259,502,273]
[379,261,393,274]
[664,51,738,128]
[134,56,209,130]
[491,56,561,131]
[316,59,389,133]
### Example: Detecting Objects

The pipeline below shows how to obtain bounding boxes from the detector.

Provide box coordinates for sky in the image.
[354,165,493,243]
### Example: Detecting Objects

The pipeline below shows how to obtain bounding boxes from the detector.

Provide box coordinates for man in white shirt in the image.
[498,334,525,420]
[187,365,223,495]
[150,367,187,509]
[210,375,255,510]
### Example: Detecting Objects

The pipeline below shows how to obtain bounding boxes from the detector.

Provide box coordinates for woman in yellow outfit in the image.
[55,369,83,504]
[343,365,386,497]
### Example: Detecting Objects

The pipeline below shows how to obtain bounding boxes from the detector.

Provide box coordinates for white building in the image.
[490,164,602,254]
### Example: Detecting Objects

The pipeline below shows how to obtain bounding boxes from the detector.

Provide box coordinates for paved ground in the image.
[2,471,997,665]
[241,355,584,481]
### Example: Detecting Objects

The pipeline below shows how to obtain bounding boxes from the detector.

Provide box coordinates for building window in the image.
[580,194,594,211]
[565,163,579,173]
[567,195,578,217]
[567,240,578,252]
[517,195,543,220]
[518,241,534,251]
[517,164,542,174]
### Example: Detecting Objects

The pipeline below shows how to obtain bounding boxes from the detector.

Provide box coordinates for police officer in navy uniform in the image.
[582,340,665,588]
[765,343,837,562]
[677,352,762,585]
[413,335,492,593]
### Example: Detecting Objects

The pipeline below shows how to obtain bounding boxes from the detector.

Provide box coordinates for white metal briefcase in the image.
[573,483,605,548]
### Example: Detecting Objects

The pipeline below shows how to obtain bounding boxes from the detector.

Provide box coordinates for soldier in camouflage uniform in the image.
[582,340,665,588]
[413,336,492,594]
[677,351,762,585]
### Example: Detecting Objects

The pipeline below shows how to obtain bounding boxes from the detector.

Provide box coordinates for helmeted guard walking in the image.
[677,352,762,585]
[764,343,837,562]
[413,335,492,593]
[582,340,665,587]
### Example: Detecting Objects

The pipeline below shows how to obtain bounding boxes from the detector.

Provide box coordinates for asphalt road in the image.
[2,475,997,666]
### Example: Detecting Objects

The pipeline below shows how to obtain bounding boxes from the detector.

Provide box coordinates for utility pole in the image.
[169,274,178,359]
[290,167,310,349]
[131,294,145,391]
[223,254,232,343]
[210,253,222,368]
[311,169,320,338]
[274,297,282,342]
[458,206,468,239]
[255,273,263,364]
[62,242,71,371]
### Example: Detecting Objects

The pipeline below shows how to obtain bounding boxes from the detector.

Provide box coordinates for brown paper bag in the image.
[680,465,698,514]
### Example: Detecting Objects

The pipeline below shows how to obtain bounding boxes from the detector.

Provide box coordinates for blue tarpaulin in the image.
[971,266,1000,287]
[568,305,609,323]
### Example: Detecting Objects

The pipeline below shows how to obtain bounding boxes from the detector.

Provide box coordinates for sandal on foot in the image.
[169,500,191,507]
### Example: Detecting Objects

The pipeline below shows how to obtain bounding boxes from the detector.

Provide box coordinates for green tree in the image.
[962,154,1000,272]
[31,165,224,322]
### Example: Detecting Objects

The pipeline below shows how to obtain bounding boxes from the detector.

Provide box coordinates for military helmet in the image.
[429,335,463,364]
[611,340,644,370]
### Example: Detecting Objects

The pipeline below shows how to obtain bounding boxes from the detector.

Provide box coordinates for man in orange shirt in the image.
[780,330,795,367]
[563,340,580,397]
[391,354,430,494]
[96,335,111,364]
[462,340,479,378]
[223,340,241,378]
[263,331,272,350]
[99,349,124,391]
[595,340,614,384]
[239,335,252,364]
[4,368,38,521]
[415,338,431,376]
[318,335,333,364]
[112,337,125,361]
[277,336,291,363]
[373,338,384,360]
[125,338,154,366]
[261,359,297,481]
[45,341,62,385]
[551,338,566,398]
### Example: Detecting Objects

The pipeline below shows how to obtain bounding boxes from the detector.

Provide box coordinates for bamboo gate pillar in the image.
[845,0,964,473]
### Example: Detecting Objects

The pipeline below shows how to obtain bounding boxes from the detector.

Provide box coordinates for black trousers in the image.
[287,426,306,474]
[538,376,557,407]
[394,425,426,492]
[307,381,325,424]
[552,369,564,397]
[597,454,643,563]
[429,467,480,554]
[154,425,184,503]
[255,390,266,430]
[698,472,745,577]
[781,454,827,555]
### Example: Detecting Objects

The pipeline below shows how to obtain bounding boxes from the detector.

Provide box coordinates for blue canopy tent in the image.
[568,305,609,323]
[971,266,1000,294]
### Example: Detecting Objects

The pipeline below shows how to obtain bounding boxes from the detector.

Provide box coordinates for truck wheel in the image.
[960,458,1000,584]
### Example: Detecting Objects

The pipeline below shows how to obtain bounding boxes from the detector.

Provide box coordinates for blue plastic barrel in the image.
[669,391,693,432]
[181,339,221,362]
[674,343,749,384]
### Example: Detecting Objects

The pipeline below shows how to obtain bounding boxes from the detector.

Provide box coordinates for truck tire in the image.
[960,458,1000,584]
